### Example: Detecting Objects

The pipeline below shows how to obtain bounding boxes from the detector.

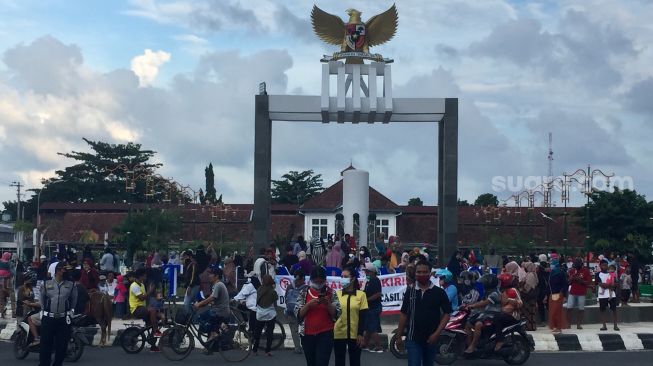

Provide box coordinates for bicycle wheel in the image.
[269,319,286,351]
[218,327,252,362]
[120,327,146,354]
[160,326,195,361]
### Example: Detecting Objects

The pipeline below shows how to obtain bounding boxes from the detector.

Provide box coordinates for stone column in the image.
[438,98,459,266]
[253,94,272,252]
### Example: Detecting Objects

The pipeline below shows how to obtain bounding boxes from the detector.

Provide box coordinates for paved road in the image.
[2,342,651,366]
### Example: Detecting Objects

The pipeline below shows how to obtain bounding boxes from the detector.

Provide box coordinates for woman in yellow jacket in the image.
[333,268,368,366]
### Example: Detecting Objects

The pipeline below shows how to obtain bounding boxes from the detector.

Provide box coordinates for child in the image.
[115,274,127,319]
[620,269,632,306]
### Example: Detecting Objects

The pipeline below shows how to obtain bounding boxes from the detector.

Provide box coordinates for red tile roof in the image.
[300,180,399,212]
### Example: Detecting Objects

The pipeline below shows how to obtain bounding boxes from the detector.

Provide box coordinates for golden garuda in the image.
[311,4,398,63]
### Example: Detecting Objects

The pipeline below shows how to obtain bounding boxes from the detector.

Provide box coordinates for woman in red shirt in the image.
[295,266,341,366]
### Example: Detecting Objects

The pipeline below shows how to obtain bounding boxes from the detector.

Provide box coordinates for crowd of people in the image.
[0,236,650,366]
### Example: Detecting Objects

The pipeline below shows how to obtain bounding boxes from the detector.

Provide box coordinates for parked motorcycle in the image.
[434,307,534,365]
[13,310,89,362]
[389,328,407,359]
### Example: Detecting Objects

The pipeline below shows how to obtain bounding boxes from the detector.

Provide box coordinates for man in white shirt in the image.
[595,260,619,331]
[47,253,64,279]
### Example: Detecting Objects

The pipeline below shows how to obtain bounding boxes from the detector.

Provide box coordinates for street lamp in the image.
[564,165,614,267]
[35,179,64,258]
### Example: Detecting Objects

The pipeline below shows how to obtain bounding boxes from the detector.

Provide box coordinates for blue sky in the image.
[0,0,652,208]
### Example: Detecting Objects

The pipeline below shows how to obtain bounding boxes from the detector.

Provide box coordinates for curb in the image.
[2,321,653,352]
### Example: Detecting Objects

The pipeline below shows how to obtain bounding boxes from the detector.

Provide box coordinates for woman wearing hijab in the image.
[505,261,526,285]
[447,250,462,280]
[80,258,100,290]
[326,242,342,269]
[253,274,278,356]
[520,262,539,331]
[293,251,314,276]
[548,259,568,334]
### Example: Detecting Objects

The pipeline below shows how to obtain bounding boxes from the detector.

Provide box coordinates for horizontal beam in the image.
[269,95,445,123]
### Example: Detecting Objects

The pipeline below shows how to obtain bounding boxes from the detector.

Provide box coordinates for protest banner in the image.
[274,272,407,315]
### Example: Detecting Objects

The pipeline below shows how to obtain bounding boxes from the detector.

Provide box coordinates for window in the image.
[375,219,389,240]
[311,218,328,239]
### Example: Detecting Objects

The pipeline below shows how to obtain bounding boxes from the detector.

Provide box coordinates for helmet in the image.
[478,274,498,290]
[498,273,513,289]
[435,268,453,283]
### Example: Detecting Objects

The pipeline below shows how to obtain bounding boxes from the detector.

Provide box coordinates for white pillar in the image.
[343,169,369,247]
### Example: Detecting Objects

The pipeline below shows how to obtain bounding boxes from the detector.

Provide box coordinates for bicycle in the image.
[159,307,252,362]
[230,303,286,351]
[120,298,178,354]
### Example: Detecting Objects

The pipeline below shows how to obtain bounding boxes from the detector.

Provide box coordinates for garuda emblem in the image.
[311,4,398,63]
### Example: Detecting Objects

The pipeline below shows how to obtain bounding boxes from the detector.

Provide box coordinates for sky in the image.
[0,0,652,208]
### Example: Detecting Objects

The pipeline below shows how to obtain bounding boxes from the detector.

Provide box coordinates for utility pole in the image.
[10,181,23,220]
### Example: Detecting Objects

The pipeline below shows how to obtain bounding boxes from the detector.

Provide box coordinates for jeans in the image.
[287,314,302,351]
[183,285,200,313]
[406,340,436,366]
[301,330,334,366]
[253,317,275,353]
[334,338,361,366]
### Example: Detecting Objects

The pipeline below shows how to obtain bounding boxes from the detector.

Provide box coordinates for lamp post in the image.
[564,165,614,267]
[35,179,64,259]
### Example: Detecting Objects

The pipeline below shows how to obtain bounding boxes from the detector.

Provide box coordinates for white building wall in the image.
[303,212,336,240]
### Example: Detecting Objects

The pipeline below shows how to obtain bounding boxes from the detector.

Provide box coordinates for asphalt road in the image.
[1,342,651,366]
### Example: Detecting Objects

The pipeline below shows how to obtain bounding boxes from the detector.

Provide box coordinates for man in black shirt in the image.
[396,260,452,366]
[363,262,383,352]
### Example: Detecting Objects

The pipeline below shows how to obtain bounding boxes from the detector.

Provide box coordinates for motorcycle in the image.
[389,328,407,359]
[434,307,534,365]
[13,310,90,362]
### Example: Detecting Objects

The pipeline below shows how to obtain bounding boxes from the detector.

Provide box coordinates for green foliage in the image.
[457,199,470,207]
[114,208,182,266]
[474,193,499,207]
[408,197,424,206]
[13,220,34,233]
[578,188,653,259]
[204,163,218,204]
[272,170,324,204]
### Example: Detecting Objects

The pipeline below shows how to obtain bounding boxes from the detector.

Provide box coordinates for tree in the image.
[474,193,499,207]
[408,197,423,206]
[272,170,324,204]
[578,188,653,259]
[6,138,187,223]
[204,163,217,204]
[113,208,182,266]
[457,199,470,207]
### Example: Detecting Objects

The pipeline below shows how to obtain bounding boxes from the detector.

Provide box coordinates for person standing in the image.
[333,268,368,366]
[620,268,632,306]
[252,274,278,356]
[182,250,200,314]
[520,262,539,331]
[596,260,619,331]
[628,253,640,303]
[566,258,591,329]
[284,269,308,354]
[296,266,341,366]
[363,262,383,353]
[99,248,115,273]
[39,262,77,366]
[548,259,568,334]
[396,260,452,366]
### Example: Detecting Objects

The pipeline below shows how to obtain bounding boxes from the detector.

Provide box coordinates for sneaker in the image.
[150,346,161,352]
[372,348,384,353]
[153,331,162,337]
[29,340,40,347]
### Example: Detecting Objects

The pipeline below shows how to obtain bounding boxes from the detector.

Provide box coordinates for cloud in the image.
[130,49,171,87]
[468,10,636,88]
[173,34,208,45]
[624,78,653,115]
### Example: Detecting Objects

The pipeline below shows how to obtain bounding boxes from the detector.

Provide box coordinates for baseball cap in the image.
[40,255,46,260]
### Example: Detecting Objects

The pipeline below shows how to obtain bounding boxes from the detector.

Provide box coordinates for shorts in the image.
[132,306,149,322]
[365,306,382,333]
[599,298,617,312]
[567,295,586,310]
[30,313,41,326]
[620,290,631,303]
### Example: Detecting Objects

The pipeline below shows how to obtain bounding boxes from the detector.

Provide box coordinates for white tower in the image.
[342,169,369,247]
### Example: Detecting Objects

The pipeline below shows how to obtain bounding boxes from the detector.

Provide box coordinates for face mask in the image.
[464,280,471,286]
[311,282,325,290]
[365,275,371,281]
[359,251,365,256]
[341,278,351,288]
[416,274,431,286]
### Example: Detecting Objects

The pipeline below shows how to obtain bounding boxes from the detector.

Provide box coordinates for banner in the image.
[274,272,408,315]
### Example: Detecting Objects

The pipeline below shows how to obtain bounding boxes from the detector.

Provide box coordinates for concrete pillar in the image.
[253,94,272,252]
[438,98,458,266]
[343,169,369,247]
